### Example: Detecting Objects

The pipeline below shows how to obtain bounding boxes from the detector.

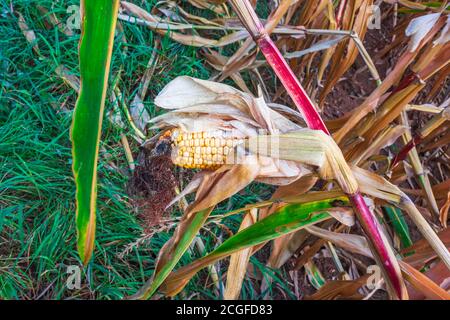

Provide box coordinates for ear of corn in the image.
[170,130,244,170]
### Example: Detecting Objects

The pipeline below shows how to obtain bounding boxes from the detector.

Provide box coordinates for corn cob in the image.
[169,130,244,170]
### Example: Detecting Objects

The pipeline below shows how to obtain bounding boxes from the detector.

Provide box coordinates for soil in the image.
[323,5,398,118]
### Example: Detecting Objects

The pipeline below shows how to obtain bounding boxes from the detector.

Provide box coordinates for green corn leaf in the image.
[71,0,119,265]
[383,206,413,249]
[305,261,326,289]
[213,198,349,255]
[159,196,350,296]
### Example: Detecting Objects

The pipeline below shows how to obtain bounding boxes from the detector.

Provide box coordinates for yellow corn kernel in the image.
[170,130,240,170]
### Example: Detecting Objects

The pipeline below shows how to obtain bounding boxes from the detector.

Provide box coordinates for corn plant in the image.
[70,0,450,300]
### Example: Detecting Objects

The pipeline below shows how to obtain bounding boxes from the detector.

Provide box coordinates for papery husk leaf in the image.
[247,131,359,195]
[153,76,302,134]
[405,13,441,51]
[306,226,373,257]
[155,76,242,110]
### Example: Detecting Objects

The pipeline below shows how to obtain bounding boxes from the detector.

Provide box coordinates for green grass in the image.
[0,0,292,300]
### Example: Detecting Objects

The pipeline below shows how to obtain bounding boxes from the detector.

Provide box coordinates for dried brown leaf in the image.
[224,209,257,300]
[400,261,450,300]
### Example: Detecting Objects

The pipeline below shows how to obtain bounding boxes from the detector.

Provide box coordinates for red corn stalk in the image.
[228,0,407,299]
[228,0,329,134]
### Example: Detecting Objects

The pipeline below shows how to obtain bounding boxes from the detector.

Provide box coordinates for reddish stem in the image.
[391,135,422,169]
[392,72,420,95]
[350,193,403,296]
[257,37,330,134]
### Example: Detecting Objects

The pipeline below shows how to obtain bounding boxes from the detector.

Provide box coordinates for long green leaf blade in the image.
[159,197,350,296]
[71,0,119,265]
[214,198,348,255]
[383,206,413,248]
